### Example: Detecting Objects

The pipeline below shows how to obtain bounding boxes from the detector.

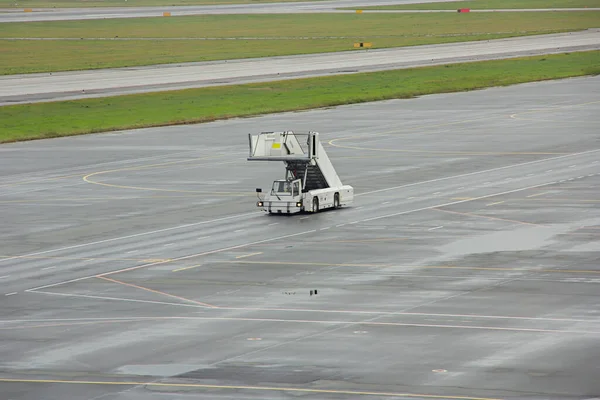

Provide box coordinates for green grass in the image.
[355,0,600,10]
[0,0,324,8]
[2,12,599,74]
[1,51,598,143]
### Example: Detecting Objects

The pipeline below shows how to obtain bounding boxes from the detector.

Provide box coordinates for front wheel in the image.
[312,197,319,213]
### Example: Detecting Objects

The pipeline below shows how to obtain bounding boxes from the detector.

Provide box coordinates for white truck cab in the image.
[249,131,353,214]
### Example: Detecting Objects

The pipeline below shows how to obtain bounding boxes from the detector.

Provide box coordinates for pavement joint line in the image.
[0,378,501,400]
[96,276,217,308]
[355,147,600,196]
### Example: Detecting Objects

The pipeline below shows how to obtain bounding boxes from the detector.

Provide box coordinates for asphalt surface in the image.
[1,76,599,399]
[2,29,599,106]
[0,0,451,22]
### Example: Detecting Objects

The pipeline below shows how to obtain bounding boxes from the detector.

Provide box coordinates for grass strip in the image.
[0,0,324,8]
[1,51,599,143]
[354,0,600,10]
[2,12,599,74]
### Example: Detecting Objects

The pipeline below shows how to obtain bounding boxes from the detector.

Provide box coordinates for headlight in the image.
[257,201,263,207]
[296,202,302,207]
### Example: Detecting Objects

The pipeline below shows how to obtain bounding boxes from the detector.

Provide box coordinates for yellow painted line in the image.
[526,191,550,198]
[82,155,249,196]
[433,207,542,227]
[172,263,203,272]
[0,378,502,399]
[97,276,217,308]
[0,172,85,189]
[486,201,504,206]
[235,252,263,259]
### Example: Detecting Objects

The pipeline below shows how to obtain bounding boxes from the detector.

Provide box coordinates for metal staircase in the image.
[248,131,343,189]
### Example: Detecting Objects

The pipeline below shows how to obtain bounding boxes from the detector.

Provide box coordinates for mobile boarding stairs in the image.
[248,131,354,214]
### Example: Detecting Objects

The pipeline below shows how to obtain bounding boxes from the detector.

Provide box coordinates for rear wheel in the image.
[312,197,319,213]
[334,193,340,208]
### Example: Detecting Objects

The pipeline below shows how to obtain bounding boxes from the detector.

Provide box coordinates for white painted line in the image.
[354,206,363,210]
[588,174,594,177]
[300,216,310,220]
[234,229,245,233]
[486,201,504,206]
[5,292,17,296]
[356,149,600,197]
[126,250,138,254]
[546,170,553,172]
[336,224,345,228]
[483,182,491,185]
[0,275,9,279]
[198,236,211,240]
[428,226,443,231]
[569,165,577,168]
[42,266,56,270]
[407,197,415,199]
[433,192,441,195]
[527,174,534,177]
[268,223,279,226]
[593,161,599,164]
[578,176,585,179]
[0,211,261,265]
[358,180,561,224]
[163,243,174,247]
[457,187,464,190]
[382,201,390,205]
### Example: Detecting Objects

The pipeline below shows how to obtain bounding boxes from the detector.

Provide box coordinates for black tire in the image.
[334,193,340,208]
[312,197,319,213]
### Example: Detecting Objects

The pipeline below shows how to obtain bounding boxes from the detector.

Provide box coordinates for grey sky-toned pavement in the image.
[1,76,599,399]
[2,29,599,106]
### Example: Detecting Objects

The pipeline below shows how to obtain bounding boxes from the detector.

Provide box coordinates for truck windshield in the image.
[272,180,292,195]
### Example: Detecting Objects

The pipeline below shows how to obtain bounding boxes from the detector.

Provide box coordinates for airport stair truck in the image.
[248,131,354,214]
